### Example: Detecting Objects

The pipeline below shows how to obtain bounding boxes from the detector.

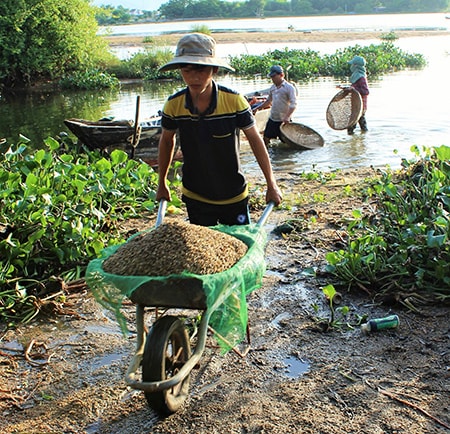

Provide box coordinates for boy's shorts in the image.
[182,196,250,227]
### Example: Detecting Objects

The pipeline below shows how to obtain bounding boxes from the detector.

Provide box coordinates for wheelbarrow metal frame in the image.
[124,200,275,394]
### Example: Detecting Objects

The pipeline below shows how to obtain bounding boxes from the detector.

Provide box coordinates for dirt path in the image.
[1,167,449,434]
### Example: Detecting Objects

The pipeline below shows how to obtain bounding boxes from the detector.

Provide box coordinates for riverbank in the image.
[2,166,449,433]
[105,29,449,46]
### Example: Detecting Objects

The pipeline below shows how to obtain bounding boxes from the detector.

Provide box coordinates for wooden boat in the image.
[64,116,162,151]
[64,115,173,166]
[245,89,271,133]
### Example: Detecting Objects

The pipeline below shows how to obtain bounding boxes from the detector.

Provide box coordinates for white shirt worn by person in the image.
[268,80,297,122]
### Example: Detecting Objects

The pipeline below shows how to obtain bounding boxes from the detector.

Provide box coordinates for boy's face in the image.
[179,64,218,96]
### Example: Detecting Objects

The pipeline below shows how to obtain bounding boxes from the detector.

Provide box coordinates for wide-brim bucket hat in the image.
[158,33,235,72]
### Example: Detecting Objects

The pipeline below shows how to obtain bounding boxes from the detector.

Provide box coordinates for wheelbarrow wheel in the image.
[142,315,191,415]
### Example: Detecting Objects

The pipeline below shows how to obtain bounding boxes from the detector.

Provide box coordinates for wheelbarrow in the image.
[86,200,274,415]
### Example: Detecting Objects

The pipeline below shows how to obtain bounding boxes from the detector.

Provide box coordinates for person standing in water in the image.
[344,55,370,135]
[254,65,297,146]
[156,33,282,227]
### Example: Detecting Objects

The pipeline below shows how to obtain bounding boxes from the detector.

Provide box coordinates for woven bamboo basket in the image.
[326,88,363,130]
[279,122,324,150]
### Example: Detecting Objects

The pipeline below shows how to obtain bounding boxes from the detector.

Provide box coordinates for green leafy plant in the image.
[60,68,120,89]
[380,31,399,41]
[110,47,178,80]
[313,284,364,331]
[0,0,114,88]
[326,145,450,308]
[0,136,182,326]
[228,42,426,81]
[190,24,211,35]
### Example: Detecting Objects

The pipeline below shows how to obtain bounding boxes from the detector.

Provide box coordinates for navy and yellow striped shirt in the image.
[161,81,255,204]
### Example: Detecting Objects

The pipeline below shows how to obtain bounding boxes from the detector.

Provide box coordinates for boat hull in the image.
[64,118,161,150]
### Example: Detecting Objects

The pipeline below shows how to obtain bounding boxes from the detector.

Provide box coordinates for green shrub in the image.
[60,68,120,89]
[190,24,211,35]
[111,47,178,80]
[380,32,399,41]
[0,0,113,87]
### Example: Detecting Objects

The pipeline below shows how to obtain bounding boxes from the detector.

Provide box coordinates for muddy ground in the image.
[1,167,449,434]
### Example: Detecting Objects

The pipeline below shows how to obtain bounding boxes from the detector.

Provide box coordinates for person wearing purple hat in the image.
[342,55,370,134]
[254,64,297,146]
[156,33,282,226]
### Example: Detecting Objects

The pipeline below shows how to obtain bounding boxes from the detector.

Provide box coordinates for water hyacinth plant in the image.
[0,136,174,326]
[326,145,450,309]
[110,37,426,83]
[228,41,426,81]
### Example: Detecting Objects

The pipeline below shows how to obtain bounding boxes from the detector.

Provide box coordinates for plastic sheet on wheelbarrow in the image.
[86,223,267,353]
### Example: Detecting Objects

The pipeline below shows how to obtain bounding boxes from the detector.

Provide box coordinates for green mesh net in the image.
[85,223,268,353]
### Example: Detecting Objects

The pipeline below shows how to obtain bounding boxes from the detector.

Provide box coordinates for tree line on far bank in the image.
[97,0,449,24]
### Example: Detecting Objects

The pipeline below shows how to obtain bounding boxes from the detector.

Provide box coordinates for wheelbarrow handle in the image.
[155,198,168,227]
[257,201,275,227]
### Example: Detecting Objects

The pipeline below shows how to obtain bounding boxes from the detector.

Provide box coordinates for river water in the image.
[1,13,449,175]
[245,36,450,174]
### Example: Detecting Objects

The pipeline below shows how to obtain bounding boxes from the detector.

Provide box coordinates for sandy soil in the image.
[104,29,449,47]
[1,166,449,434]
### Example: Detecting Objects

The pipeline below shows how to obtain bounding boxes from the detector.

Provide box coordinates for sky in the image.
[92,0,165,11]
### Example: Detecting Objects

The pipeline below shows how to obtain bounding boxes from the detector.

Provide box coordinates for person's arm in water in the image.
[156,128,177,202]
[243,125,283,206]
